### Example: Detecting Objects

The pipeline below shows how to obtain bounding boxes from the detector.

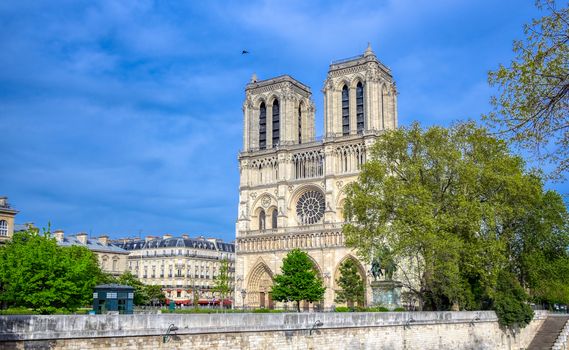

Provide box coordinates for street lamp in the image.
[163,323,179,343]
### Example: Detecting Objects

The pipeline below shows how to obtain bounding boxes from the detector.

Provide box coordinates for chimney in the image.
[0,196,7,208]
[54,229,64,242]
[163,234,172,240]
[181,234,189,239]
[98,235,109,245]
[76,232,88,245]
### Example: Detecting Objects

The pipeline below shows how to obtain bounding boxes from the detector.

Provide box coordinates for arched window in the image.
[259,210,266,230]
[356,82,364,134]
[112,258,118,272]
[342,85,349,136]
[259,102,267,150]
[0,220,7,236]
[272,209,278,229]
[298,104,302,144]
[272,99,280,147]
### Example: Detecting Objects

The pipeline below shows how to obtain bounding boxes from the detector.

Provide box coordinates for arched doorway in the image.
[246,261,274,309]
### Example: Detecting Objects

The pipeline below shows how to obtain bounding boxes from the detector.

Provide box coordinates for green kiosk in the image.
[93,284,134,314]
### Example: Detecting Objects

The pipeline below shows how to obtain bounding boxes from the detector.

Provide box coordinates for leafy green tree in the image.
[213,259,232,307]
[116,271,149,306]
[334,259,365,309]
[145,285,166,306]
[494,271,534,329]
[343,122,569,322]
[485,0,569,178]
[271,249,326,312]
[0,227,103,314]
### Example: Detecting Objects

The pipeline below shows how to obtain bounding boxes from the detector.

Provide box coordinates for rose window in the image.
[296,190,325,225]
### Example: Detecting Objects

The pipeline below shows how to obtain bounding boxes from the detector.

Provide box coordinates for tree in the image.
[213,259,232,308]
[343,122,569,322]
[0,226,103,314]
[494,271,534,329]
[116,271,150,306]
[334,259,365,309]
[271,249,326,312]
[485,0,569,178]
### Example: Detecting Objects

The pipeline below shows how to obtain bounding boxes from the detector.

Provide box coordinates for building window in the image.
[298,104,302,144]
[342,85,349,135]
[0,220,7,236]
[112,258,118,272]
[272,209,278,229]
[272,99,280,147]
[259,102,267,150]
[259,210,266,230]
[356,82,364,134]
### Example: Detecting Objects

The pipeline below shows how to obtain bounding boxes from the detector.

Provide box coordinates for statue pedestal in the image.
[370,280,403,310]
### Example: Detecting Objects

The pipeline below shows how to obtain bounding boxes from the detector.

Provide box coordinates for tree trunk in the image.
[297,301,300,312]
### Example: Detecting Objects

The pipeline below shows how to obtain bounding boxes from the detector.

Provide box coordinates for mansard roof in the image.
[59,235,129,254]
[115,237,235,253]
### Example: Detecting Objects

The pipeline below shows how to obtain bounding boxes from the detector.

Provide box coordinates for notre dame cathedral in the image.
[235,44,398,310]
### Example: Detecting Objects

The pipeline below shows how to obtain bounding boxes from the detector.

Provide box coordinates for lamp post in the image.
[163,323,179,343]
[241,289,247,311]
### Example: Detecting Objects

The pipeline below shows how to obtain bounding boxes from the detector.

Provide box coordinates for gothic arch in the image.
[246,259,275,308]
[350,74,365,88]
[333,254,367,305]
[335,79,351,91]
[267,94,280,106]
[253,96,267,108]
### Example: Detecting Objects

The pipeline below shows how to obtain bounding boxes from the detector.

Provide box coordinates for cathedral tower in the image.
[235,45,398,310]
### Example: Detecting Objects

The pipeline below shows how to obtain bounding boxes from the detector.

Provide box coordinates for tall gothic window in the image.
[0,220,7,236]
[298,104,302,144]
[259,102,267,150]
[259,210,266,230]
[342,85,349,136]
[271,209,278,229]
[356,82,364,134]
[272,99,280,147]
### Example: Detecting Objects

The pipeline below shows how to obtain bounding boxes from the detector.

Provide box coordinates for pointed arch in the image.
[333,254,367,306]
[246,260,275,308]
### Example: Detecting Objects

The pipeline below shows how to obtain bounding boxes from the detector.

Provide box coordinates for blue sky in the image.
[0,1,550,241]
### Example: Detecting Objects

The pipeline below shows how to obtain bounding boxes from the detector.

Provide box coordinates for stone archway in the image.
[333,255,367,307]
[246,262,274,309]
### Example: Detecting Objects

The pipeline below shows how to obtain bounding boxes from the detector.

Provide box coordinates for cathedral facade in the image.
[235,45,398,309]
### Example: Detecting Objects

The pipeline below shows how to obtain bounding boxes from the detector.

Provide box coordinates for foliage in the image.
[115,271,165,306]
[393,307,406,312]
[271,249,326,312]
[493,271,534,328]
[334,306,351,312]
[366,306,389,312]
[0,227,104,314]
[343,122,569,326]
[334,259,365,308]
[213,259,232,305]
[252,308,284,313]
[485,0,569,178]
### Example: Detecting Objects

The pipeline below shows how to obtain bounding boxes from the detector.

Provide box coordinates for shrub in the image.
[367,306,389,312]
[393,307,405,312]
[335,306,351,312]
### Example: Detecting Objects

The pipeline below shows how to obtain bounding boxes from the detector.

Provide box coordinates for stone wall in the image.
[0,310,547,350]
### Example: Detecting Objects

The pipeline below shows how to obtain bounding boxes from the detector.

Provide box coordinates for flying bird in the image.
[242,50,249,55]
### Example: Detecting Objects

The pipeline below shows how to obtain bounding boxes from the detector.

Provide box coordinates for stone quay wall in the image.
[0,310,547,350]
